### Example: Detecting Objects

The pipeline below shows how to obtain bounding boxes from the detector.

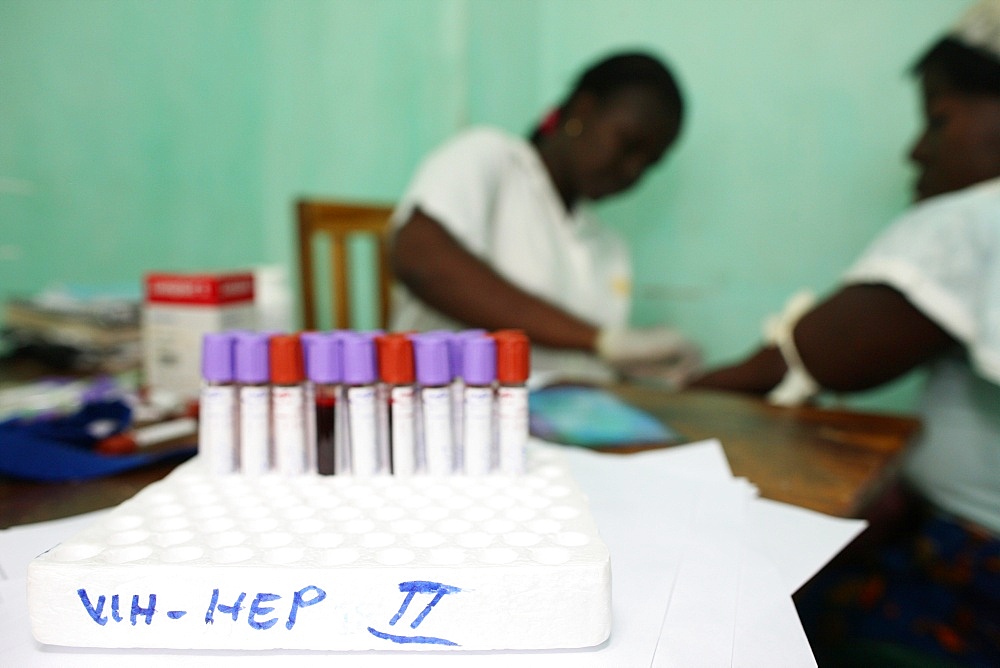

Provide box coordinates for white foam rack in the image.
[27,444,611,652]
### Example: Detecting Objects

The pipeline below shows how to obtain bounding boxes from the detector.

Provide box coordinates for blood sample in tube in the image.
[377,333,417,476]
[307,332,342,475]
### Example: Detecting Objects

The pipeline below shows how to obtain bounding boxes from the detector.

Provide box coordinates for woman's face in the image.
[568,86,679,201]
[909,66,1000,201]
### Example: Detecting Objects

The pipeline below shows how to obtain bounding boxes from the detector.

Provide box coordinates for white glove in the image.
[596,325,701,367]
[597,326,703,389]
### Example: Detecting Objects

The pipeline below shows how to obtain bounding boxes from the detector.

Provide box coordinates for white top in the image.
[844,177,1000,534]
[390,127,632,381]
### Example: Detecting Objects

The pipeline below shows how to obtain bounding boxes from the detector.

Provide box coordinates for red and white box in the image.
[142,272,256,400]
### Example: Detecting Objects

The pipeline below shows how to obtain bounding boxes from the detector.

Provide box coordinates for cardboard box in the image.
[142,272,255,400]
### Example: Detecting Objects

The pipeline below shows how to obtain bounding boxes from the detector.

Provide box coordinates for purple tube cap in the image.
[234,332,270,384]
[299,331,325,352]
[340,332,377,384]
[453,329,488,379]
[202,331,237,382]
[307,332,343,384]
[462,335,496,385]
[413,332,452,386]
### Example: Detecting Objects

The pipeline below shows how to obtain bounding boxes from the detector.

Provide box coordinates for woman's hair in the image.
[531,51,684,141]
[912,36,1000,95]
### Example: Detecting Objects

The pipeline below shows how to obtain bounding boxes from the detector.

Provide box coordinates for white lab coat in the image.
[390,127,632,382]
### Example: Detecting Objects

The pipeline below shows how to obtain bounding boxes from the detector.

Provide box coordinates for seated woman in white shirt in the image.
[389,51,700,383]
[693,1,1000,664]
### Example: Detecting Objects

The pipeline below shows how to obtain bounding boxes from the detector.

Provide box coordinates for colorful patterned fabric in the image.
[797,508,1000,666]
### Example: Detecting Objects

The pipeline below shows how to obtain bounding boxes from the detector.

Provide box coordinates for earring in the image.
[564,117,583,138]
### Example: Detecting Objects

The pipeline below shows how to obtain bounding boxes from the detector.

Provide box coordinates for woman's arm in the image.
[688,345,786,394]
[691,284,956,394]
[390,208,599,350]
[795,284,955,391]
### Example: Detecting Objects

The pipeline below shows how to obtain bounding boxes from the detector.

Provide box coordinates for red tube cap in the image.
[376,333,415,384]
[270,334,304,384]
[492,330,530,383]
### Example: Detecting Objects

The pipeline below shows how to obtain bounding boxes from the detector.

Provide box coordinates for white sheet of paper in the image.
[651,479,753,666]
[749,497,866,594]
[733,522,819,666]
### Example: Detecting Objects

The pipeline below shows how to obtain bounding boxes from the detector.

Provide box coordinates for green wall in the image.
[0,0,968,410]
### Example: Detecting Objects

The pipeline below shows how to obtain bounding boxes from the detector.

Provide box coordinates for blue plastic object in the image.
[0,399,196,481]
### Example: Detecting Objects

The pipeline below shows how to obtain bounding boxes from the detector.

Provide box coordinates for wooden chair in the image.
[296,199,394,330]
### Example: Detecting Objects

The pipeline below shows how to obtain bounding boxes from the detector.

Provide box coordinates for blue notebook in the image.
[528,385,681,448]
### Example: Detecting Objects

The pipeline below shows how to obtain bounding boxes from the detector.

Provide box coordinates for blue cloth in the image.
[0,399,196,481]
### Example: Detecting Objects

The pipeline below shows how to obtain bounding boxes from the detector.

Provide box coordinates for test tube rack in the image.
[27,443,610,652]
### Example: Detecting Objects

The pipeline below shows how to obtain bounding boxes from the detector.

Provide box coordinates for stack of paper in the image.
[2,291,141,373]
[562,440,865,666]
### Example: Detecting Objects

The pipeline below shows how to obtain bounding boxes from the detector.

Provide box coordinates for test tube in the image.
[448,329,487,470]
[462,334,496,475]
[446,332,464,459]
[270,334,310,475]
[330,332,352,475]
[299,331,324,474]
[494,330,530,475]
[307,332,342,475]
[234,332,271,475]
[376,333,417,476]
[341,332,385,476]
[199,332,239,474]
[413,332,455,475]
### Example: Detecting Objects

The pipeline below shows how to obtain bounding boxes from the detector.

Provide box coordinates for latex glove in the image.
[617,354,704,390]
[596,326,702,369]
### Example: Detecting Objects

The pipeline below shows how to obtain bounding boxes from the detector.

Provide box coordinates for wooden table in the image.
[0,387,919,529]
[612,386,920,518]
[0,460,185,530]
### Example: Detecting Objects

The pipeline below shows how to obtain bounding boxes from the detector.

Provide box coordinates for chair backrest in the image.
[296,199,394,330]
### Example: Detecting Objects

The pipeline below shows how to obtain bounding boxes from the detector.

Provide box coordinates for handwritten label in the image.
[75,580,462,646]
[367,581,462,646]
[76,591,162,626]
[78,585,326,631]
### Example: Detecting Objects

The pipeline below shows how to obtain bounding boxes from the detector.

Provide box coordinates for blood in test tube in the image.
[299,331,325,473]
[307,332,342,475]
[377,333,417,476]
